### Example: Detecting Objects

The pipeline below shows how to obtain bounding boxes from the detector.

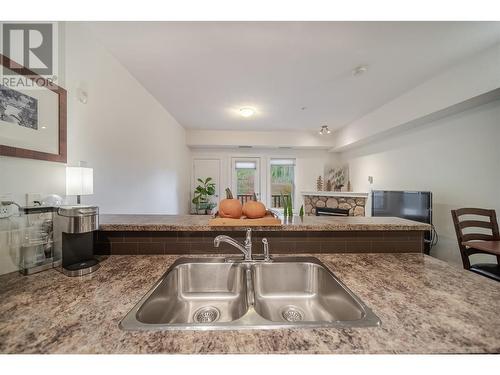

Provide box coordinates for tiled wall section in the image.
[95,230,425,255]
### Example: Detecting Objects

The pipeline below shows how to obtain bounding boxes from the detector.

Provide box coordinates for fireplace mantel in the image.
[301,191,369,198]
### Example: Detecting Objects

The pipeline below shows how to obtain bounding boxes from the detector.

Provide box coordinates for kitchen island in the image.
[96,214,430,255]
[1,253,499,354]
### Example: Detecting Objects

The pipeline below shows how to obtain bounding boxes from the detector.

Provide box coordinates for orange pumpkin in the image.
[242,193,267,219]
[219,188,243,219]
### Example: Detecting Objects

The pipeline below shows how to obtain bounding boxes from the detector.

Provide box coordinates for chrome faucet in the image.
[214,228,253,261]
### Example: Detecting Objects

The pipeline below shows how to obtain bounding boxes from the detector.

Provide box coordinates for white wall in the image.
[64,23,190,214]
[191,148,336,210]
[340,100,500,265]
[0,22,191,274]
[0,22,190,213]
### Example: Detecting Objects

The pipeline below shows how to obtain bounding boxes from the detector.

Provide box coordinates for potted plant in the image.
[192,177,216,215]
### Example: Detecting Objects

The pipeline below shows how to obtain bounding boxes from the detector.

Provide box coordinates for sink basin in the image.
[135,261,248,325]
[253,262,365,323]
[120,257,380,330]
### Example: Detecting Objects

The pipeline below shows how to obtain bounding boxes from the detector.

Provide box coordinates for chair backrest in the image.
[451,208,499,269]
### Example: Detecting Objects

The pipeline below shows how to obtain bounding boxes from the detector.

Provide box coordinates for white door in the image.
[231,157,261,203]
[192,159,221,212]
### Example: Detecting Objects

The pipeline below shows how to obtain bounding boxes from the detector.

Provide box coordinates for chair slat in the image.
[455,208,495,217]
[458,220,493,230]
[462,233,495,242]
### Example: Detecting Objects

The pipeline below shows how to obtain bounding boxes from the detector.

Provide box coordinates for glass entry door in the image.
[231,157,261,204]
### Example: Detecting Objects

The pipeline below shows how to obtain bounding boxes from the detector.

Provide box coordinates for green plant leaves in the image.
[193,177,216,210]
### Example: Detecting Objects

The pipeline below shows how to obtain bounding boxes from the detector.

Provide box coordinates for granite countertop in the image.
[1,253,499,354]
[98,214,431,232]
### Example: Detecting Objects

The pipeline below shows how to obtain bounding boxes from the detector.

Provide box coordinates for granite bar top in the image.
[1,253,499,354]
[98,214,431,232]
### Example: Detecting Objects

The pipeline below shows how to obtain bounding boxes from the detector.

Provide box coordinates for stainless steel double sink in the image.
[120,257,381,330]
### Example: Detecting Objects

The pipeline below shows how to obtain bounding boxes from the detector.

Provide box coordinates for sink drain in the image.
[281,306,305,322]
[193,306,220,323]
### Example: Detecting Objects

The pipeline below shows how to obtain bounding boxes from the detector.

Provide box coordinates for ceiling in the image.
[87,22,500,131]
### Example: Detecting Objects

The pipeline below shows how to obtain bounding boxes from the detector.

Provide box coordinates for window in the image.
[232,159,260,204]
[236,161,256,195]
[270,159,295,208]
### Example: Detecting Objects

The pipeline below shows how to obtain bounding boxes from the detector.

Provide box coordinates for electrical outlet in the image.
[26,193,42,206]
[0,206,10,218]
[0,194,14,218]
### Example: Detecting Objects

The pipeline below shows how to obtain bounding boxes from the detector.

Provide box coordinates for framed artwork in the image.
[328,166,349,191]
[0,54,67,163]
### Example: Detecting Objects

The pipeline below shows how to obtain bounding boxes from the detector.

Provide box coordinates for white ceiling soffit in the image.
[330,43,500,152]
[87,21,500,133]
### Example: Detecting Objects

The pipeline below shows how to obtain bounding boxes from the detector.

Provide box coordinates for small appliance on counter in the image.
[0,202,57,275]
[18,206,56,275]
[54,205,100,277]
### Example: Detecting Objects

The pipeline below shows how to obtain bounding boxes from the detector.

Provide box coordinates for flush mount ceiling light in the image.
[352,65,368,77]
[318,125,331,135]
[239,107,256,117]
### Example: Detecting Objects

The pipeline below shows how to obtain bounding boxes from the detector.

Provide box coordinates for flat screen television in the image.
[372,190,434,254]
[371,190,432,225]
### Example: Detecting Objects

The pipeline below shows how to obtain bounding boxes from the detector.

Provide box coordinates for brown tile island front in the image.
[96,214,430,255]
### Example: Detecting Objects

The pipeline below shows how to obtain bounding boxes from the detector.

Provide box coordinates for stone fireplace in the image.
[302,191,368,216]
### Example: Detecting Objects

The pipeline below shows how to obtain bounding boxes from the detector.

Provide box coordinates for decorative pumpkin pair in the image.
[218,188,267,219]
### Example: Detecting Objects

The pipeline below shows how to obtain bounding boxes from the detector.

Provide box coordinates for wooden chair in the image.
[451,208,500,282]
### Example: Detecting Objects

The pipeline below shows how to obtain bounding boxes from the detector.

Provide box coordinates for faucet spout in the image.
[213,228,253,261]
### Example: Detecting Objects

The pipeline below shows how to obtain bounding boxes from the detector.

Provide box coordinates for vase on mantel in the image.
[326,179,332,192]
[316,176,323,191]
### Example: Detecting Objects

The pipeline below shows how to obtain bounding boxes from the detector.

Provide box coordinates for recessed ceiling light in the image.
[318,125,331,135]
[352,65,368,77]
[41,126,47,129]
[239,107,256,117]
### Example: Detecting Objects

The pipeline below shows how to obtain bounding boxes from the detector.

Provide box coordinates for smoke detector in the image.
[352,65,368,77]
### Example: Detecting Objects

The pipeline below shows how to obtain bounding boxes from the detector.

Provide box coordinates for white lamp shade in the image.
[66,167,93,196]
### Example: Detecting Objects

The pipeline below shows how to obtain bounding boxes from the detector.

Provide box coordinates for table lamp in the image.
[66,166,93,204]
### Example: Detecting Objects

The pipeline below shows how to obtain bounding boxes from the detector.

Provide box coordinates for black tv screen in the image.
[371,190,432,224]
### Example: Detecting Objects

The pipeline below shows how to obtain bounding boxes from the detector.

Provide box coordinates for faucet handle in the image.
[245,228,252,244]
[262,238,271,262]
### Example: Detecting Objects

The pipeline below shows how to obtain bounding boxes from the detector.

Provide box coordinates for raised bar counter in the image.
[98,214,430,232]
[95,215,430,255]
